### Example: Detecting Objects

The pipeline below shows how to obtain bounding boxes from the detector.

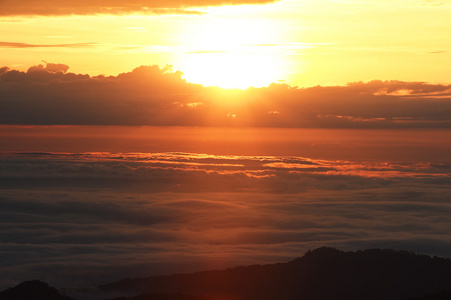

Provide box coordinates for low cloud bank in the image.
[1,64,451,128]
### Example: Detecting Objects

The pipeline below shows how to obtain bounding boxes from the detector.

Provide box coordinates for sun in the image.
[175,16,285,89]
[179,50,283,89]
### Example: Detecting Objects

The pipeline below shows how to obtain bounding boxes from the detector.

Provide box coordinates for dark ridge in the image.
[105,292,213,300]
[100,247,451,300]
[407,289,451,300]
[0,280,73,300]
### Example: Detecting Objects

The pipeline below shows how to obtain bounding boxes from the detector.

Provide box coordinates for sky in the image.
[1,0,451,296]
[1,0,451,88]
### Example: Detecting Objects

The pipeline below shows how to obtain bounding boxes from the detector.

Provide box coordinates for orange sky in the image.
[1,0,451,88]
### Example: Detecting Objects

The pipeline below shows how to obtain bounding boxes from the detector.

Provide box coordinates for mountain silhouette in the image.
[407,290,451,300]
[4,248,451,300]
[100,247,451,300]
[0,280,73,300]
[104,293,213,300]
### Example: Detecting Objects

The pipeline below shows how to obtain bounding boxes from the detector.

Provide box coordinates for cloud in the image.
[2,152,450,193]
[0,41,97,48]
[1,152,451,290]
[0,67,9,75]
[1,64,451,128]
[421,0,447,6]
[0,0,278,16]
[28,62,70,74]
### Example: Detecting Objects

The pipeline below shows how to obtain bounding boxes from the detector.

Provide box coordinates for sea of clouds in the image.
[1,151,450,290]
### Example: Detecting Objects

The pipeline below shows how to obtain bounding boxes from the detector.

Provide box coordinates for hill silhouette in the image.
[4,248,451,300]
[407,290,451,300]
[100,247,451,300]
[104,293,213,300]
[0,280,73,300]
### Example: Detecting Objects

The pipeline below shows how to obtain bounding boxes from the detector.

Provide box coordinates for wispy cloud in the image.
[0,0,278,16]
[0,151,449,192]
[0,41,97,48]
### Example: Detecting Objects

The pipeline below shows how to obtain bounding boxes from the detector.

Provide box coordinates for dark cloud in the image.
[1,65,451,128]
[0,0,277,16]
[0,68,10,78]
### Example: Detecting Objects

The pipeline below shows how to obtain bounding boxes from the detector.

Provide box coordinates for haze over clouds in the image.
[1,64,451,128]
[1,152,450,290]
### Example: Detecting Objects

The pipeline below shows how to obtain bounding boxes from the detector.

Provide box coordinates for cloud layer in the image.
[1,152,451,290]
[0,0,277,16]
[1,64,451,128]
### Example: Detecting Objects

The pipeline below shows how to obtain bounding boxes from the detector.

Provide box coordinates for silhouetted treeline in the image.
[100,247,451,300]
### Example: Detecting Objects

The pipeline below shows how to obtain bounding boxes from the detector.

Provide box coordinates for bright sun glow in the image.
[175,16,285,89]
[179,51,283,89]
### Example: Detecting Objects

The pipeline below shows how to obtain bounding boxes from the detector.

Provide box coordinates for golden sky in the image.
[1,0,450,88]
